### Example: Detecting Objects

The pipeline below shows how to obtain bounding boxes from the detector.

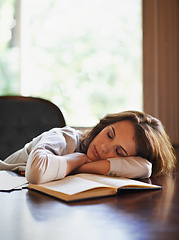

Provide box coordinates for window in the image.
[0,0,142,126]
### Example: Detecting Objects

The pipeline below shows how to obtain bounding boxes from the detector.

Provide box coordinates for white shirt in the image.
[1,126,152,184]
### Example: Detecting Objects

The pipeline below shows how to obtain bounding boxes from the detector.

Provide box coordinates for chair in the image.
[0,96,66,160]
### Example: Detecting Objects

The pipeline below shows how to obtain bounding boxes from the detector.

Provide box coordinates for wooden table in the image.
[0,173,179,240]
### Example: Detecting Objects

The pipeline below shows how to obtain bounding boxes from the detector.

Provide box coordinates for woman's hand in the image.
[73,160,110,175]
[65,153,92,176]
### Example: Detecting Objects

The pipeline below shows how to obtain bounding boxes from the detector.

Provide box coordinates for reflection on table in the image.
[0,173,178,240]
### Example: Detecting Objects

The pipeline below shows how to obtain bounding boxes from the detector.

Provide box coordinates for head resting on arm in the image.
[80,110,176,176]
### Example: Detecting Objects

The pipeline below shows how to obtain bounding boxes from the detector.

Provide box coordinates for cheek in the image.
[126,141,137,156]
[87,141,93,157]
[86,144,91,157]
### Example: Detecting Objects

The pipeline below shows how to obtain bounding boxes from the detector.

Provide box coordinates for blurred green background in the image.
[0,0,142,126]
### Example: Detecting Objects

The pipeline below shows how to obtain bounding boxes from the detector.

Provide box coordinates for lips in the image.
[93,145,101,159]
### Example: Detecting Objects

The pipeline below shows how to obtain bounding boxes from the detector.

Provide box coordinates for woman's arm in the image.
[65,153,92,175]
[106,157,152,178]
[26,150,90,184]
[73,160,110,175]
[74,157,152,179]
[25,128,91,184]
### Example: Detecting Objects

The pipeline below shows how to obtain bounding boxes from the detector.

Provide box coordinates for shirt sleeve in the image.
[105,157,152,179]
[25,128,78,184]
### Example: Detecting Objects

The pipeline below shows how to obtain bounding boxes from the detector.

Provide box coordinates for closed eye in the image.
[116,146,128,157]
[107,130,113,139]
[116,147,124,156]
[107,126,116,140]
[108,126,128,157]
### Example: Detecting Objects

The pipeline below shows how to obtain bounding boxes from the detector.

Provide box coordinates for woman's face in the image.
[87,120,137,161]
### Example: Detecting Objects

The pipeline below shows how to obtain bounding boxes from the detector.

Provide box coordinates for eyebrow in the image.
[111,126,129,157]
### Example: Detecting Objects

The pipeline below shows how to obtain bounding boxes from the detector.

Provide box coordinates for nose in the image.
[101,143,112,154]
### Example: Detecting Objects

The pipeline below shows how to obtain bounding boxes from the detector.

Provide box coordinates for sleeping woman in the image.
[0,110,176,184]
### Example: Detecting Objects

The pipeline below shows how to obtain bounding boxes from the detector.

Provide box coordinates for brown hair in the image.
[80,110,176,176]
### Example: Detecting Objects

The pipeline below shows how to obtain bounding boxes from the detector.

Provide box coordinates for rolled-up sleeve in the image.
[25,127,78,184]
[25,146,67,184]
[106,157,152,179]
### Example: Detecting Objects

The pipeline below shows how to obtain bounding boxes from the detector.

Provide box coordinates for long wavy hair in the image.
[80,110,176,176]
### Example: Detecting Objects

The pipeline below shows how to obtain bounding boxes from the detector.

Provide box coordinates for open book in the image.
[28,173,161,202]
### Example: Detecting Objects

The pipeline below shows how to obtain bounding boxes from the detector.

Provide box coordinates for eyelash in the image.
[107,131,113,139]
[116,147,122,156]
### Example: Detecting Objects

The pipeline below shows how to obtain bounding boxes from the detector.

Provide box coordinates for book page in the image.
[38,176,112,195]
[0,171,28,191]
[76,174,161,189]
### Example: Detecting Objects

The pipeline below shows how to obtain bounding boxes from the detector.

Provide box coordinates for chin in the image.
[87,152,95,161]
[87,154,94,161]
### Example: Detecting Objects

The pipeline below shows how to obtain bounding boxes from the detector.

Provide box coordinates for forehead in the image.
[112,120,135,132]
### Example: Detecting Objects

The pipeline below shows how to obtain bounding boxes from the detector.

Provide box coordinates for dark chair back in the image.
[0,96,66,160]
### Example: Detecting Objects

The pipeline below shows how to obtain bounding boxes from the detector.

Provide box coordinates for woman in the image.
[0,111,176,184]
